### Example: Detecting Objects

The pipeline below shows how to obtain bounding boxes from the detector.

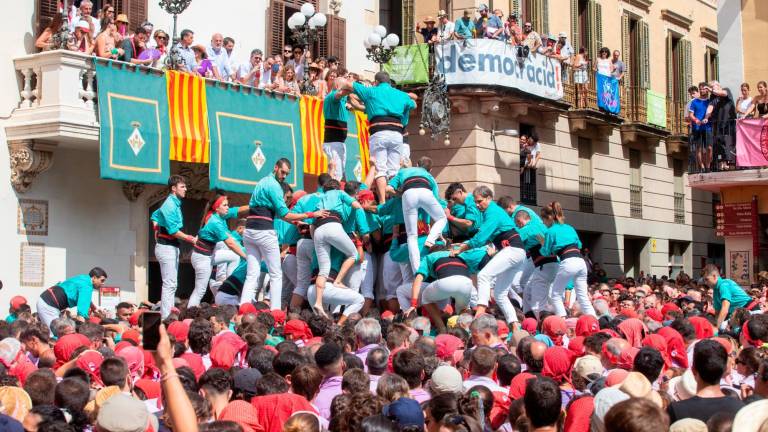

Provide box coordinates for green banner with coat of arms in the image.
[383,44,430,85]
[96,61,171,184]
[207,86,304,194]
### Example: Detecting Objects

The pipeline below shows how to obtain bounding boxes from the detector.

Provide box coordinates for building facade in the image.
[2,0,722,310]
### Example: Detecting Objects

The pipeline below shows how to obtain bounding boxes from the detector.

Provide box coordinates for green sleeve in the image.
[416,254,431,278]
[270,183,290,218]
[76,281,93,319]
[388,171,403,189]
[225,207,239,220]
[467,212,496,249]
[352,81,373,102]
[161,203,183,235]
[541,227,555,256]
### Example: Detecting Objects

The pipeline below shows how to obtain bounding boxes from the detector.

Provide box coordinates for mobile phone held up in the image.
[141,311,162,350]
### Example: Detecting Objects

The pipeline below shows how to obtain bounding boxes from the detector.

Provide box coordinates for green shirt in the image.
[378,197,404,233]
[359,211,382,235]
[454,18,475,38]
[198,207,239,243]
[293,191,324,225]
[275,219,299,245]
[323,90,348,122]
[466,201,515,249]
[517,219,548,251]
[57,274,94,319]
[714,277,752,315]
[540,223,582,257]
[388,167,440,200]
[390,236,427,263]
[352,81,416,123]
[318,189,356,221]
[415,247,488,279]
[512,204,542,225]
[151,194,183,234]
[450,194,481,234]
[249,174,290,219]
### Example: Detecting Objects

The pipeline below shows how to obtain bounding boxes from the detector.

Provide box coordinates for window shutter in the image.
[266,0,286,58]
[318,15,346,67]
[666,32,674,100]
[585,0,594,59]
[621,14,631,87]
[594,1,602,55]
[571,0,579,52]
[402,0,415,45]
[682,39,693,100]
[512,0,521,20]
[37,0,58,33]
[541,0,549,36]
[704,48,711,82]
[124,0,148,30]
[713,50,719,81]
[639,20,650,89]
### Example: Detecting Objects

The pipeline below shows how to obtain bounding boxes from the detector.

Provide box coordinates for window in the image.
[379,0,404,44]
[514,0,549,36]
[520,123,537,206]
[667,32,692,103]
[705,47,719,83]
[570,0,601,59]
[673,159,685,224]
[267,1,343,65]
[629,149,642,218]
[621,13,650,88]
[578,137,594,213]
[669,241,689,279]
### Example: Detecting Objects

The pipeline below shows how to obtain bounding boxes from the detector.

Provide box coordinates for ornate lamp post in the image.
[159,0,193,70]
[288,3,327,95]
[364,26,399,70]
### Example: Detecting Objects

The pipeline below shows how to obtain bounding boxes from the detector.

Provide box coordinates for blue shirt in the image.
[249,174,290,218]
[714,277,752,315]
[57,274,95,319]
[151,194,183,234]
[689,98,712,132]
[294,191,324,225]
[541,223,582,257]
[275,219,300,245]
[323,90,348,122]
[466,201,515,249]
[352,82,416,123]
[454,18,475,38]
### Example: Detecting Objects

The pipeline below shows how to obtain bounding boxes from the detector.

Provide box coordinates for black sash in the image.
[369,116,404,135]
[41,285,68,310]
[556,244,582,260]
[157,227,180,246]
[492,229,524,250]
[313,210,343,228]
[219,277,243,296]
[402,176,431,192]
[529,244,557,267]
[193,238,216,256]
[323,119,348,143]
[246,206,275,230]
[433,257,470,278]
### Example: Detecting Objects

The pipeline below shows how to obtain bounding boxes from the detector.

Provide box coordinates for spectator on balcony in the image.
[709,81,736,170]
[523,22,542,55]
[437,11,454,41]
[595,47,613,77]
[747,81,768,118]
[735,83,754,119]
[689,82,714,172]
[611,50,625,81]
[192,44,220,79]
[283,44,295,69]
[523,134,542,174]
[115,14,129,39]
[237,49,273,88]
[274,66,301,96]
[141,21,155,47]
[505,14,523,45]
[573,47,589,109]
[224,37,238,77]
[207,33,233,81]
[118,27,152,65]
[67,20,95,55]
[309,63,328,98]
[178,29,197,72]
[477,5,504,40]
[35,14,63,51]
[453,10,475,40]
[292,46,307,80]
[95,17,124,60]
[416,16,439,44]
[69,0,100,37]
[555,32,574,63]
[100,4,115,23]
[152,30,169,57]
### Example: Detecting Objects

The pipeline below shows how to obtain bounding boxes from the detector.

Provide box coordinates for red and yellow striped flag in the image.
[166,70,210,163]
[299,95,327,175]
[354,110,371,179]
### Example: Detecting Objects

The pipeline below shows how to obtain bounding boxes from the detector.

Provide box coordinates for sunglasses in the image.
[107,9,114,13]
[284,49,292,53]
[155,35,168,40]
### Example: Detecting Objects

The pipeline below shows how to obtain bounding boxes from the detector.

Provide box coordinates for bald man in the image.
[601,337,630,369]
[207,33,233,80]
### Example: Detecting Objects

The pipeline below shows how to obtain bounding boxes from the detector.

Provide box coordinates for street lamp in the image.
[159,0,193,70]
[288,3,327,95]
[364,25,399,70]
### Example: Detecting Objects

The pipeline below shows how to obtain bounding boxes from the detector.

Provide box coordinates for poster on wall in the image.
[99,286,121,315]
[729,250,751,286]
[20,243,45,287]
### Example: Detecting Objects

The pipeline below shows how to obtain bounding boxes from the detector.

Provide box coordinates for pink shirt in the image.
[314,375,343,420]
[409,388,431,403]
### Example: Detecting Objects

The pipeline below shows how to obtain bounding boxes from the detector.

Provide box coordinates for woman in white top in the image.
[595,47,613,77]
[736,82,754,119]
[573,47,589,109]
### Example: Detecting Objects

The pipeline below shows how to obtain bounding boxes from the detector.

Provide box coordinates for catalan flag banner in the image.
[344,111,371,182]
[207,86,304,193]
[95,60,170,184]
[167,70,210,163]
[299,96,328,175]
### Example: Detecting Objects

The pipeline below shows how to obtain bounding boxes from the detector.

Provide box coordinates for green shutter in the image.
[586,0,595,59]
[639,20,650,89]
[704,48,711,82]
[542,0,549,36]
[402,0,414,45]
[682,39,693,101]
[512,0,521,19]
[571,0,580,52]
[595,1,603,55]
[714,50,719,81]
[666,32,674,100]
[621,13,631,87]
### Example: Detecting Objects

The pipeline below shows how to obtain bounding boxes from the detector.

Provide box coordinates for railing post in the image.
[19,68,34,108]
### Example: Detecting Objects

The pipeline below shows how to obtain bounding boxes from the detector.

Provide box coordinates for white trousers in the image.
[395,281,450,312]
[314,223,358,277]
[550,257,596,317]
[370,130,404,178]
[422,275,474,312]
[477,246,527,323]
[295,238,314,299]
[511,258,535,311]
[242,229,283,309]
[214,291,240,306]
[308,282,364,317]
[189,251,219,308]
[213,246,240,282]
[402,188,447,272]
[348,252,374,299]
[156,243,180,318]
[381,253,403,300]
[323,141,347,180]
[36,298,61,335]
[527,261,558,315]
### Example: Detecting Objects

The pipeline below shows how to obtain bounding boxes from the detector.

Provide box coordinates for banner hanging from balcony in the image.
[95,61,171,184]
[596,73,620,114]
[349,111,371,181]
[167,71,210,163]
[300,96,328,176]
[383,44,430,85]
[435,40,563,100]
[735,118,768,167]
[646,90,667,128]
[207,86,304,193]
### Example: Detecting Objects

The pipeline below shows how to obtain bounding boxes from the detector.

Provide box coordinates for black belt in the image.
[434,257,470,278]
[246,206,275,230]
[298,224,312,239]
[219,277,243,296]
[41,285,68,310]
[157,227,180,246]
[313,210,343,228]
[492,229,524,250]
[556,244,582,260]
[529,244,557,268]
[323,119,348,143]
[369,116,404,135]
[193,238,216,256]
[402,176,431,192]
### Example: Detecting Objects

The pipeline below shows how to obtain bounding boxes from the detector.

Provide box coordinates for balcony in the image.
[579,175,594,213]
[630,184,643,218]
[620,86,669,148]
[562,66,623,137]
[666,99,689,156]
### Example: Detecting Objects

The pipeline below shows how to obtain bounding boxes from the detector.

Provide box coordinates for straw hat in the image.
[423,16,436,24]
[116,13,129,24]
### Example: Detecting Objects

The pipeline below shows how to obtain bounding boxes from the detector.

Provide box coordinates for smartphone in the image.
[141,311,162,350]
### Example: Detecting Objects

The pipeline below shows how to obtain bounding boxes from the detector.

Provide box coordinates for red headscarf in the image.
[568,336,585,357]
[167,321,190,344]
[122,329,141,345]
[116,346,145,382]
[210,332,248,369]
[575,315,599,337]
[204,195,228,224]
[76,350,104,387]
[542,346,573,384]
[521,318,537,335]
[250,393,316,432]
[742,320,764,347]
[644,308,663,323]
[509,372,536,400]
[661,303,681,319]
[617,318,647,348]
[270,310,286,326]
[542,316,567,346]
[220,400,261,432]
[435,334,464,361]
[53,334,90,369]
[688,316,714,340]
[616,347,639,370]
[657,327,688,368]
[641,334,671,369]
[283,320,313,342]
[564,395,594,432]
[134,378,161,400]
[179,352,206,379]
